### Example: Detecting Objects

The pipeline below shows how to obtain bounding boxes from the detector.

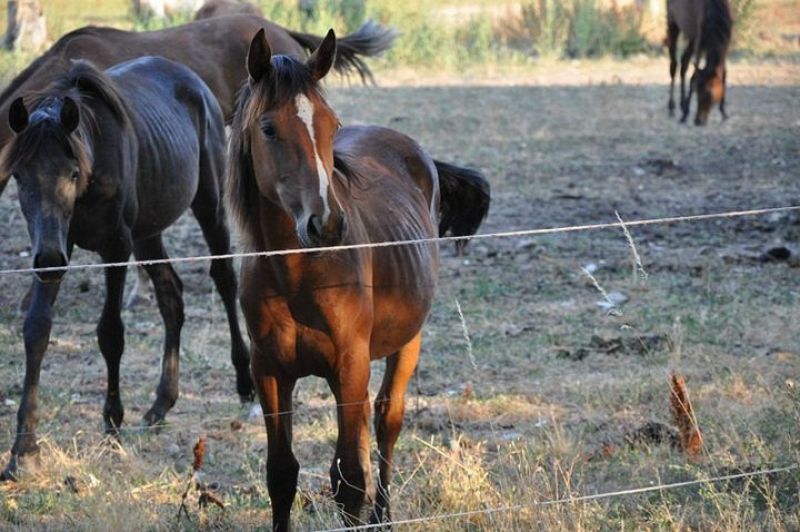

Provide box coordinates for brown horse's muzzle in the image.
[299,212,346,248]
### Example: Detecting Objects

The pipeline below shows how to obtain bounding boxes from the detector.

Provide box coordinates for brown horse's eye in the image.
[262,122,277,140]
[71,169,79,181]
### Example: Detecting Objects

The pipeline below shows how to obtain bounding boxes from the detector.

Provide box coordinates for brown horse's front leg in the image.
[328,347,374,527]
[720,67,728,120]
[253,349,299,531]
[370,333,422,527]
[1,279,62,481]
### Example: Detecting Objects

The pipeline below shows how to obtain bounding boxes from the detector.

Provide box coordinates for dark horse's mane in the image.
[0,59,129,189]
[700,0,733,66]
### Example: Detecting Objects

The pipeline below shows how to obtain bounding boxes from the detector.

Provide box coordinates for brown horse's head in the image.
[238,28,346,248]
[1,96,91,282]
[693,66,725,126]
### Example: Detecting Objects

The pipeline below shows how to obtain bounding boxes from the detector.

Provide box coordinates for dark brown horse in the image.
[0,57,242,481]
[0,14,395,194]
[666,0,733,125]
[228,29,490,530]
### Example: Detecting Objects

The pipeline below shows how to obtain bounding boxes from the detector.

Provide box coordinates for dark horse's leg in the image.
[679,39,696,123]
[1,279,62,481]
[666,19,679,117]
[190,180,253,402]
[252,348,298,531]
[136,235,186,426]
[370,333,422,527]
[720,67,728,120]
[97,240,133,434]
[328,343,374,527]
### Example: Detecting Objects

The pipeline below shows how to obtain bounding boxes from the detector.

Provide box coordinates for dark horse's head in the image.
[229,28,346,249]
[1,93,92,282]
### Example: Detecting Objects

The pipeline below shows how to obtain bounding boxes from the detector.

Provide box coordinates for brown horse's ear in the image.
[247,28,272,84]
[60,97,80,133]
[307,29,337,82]
[9,97,29,134]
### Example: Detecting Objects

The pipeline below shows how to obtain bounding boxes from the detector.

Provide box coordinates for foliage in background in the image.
[520,0,649,59]
[730,0,758,51]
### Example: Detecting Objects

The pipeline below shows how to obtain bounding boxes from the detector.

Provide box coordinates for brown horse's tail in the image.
[435,160,491,253]
[287,20,396,83]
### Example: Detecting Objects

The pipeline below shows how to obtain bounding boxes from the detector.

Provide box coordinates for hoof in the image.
[143,407,168,427]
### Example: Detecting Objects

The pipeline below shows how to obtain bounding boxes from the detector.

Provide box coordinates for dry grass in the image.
[0,2,799,529]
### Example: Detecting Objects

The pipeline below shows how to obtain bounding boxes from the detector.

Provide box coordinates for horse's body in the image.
[0,57,245,480]
[666,0,732,125]
[0,14,395,190]
[229,30,490,529]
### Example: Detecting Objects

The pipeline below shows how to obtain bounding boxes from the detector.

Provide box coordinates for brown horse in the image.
[0,14,395,194]
[228,29,490,529]
[666,0,733,125]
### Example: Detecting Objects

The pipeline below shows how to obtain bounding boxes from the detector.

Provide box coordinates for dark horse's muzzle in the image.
[33,246,68,283]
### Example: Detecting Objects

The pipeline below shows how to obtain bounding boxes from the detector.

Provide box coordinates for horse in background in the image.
[0,14,396,194]
[665,0,732,125]
[0,57,244,481]
[228,29,490,529]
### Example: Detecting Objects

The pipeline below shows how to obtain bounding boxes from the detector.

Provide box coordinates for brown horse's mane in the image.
[701,0,732,67]
[0,59,130,191]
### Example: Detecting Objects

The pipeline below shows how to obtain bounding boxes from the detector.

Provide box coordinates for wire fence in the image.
[0,204,795,276]
[1,203,798,527]
[316,465,800,531]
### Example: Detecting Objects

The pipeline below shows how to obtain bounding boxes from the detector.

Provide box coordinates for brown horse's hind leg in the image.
[370,333,422,527]
[679,39,695,123]
[328,347,374,527]
[136,236,185,426]
[252,352,298,531]
[96,241,133,435]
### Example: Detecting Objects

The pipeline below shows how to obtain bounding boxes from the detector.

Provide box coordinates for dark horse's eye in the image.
[261,122,277,140]
[70,168,79,181]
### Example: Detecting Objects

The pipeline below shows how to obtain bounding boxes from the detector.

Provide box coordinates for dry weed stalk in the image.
[177,435,224,522]
[615,210,648,284]
[669,373,704,458]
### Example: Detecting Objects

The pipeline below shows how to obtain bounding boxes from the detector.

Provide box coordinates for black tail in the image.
[435,160,490,253]
[287,20,397,84]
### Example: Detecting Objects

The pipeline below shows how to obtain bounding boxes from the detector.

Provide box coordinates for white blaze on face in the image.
[295,94,331,222]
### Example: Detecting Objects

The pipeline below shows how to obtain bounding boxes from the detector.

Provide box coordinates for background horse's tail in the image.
[287,20,396,83]
[435,160,491,253]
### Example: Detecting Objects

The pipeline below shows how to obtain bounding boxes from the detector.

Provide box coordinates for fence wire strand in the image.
[0,205,795,277]
[316,464,799,531]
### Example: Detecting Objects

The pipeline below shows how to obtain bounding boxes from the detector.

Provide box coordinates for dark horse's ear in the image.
[9,97,29,134]
[247,28,272,84]
[60,97,80,133]
[307,29,337,82]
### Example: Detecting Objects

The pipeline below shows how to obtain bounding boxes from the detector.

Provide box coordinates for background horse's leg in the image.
[679,40,695,123]
[667,20,679,116]
[370,333,422,526]
[190,178,253,402]
[1,279,61,481]
[96,240,132,435]
[252,351,298,531]
[720,67,728,119]
[328,347,374,527]
[135,235,185,426]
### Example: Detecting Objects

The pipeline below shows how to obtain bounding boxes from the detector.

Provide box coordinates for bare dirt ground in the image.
[0,58,799,529]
